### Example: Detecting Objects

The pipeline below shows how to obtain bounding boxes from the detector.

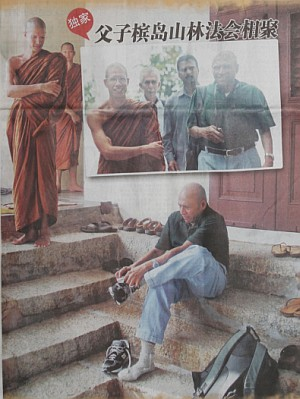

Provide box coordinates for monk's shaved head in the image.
[105,63,127,79]
[25,17,46,32]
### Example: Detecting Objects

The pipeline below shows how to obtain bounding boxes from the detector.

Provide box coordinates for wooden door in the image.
[209,2,300,232]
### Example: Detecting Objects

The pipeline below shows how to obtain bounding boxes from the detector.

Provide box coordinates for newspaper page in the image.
[1,0,299,397]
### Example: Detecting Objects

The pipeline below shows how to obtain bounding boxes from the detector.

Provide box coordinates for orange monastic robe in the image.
[97,99,165,174]
[6,49,67,233]
[56,63,82,170]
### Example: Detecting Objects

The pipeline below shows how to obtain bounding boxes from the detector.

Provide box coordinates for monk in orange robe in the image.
[6,17,67,247]
[87,63,165,174]
[56,42,83,192]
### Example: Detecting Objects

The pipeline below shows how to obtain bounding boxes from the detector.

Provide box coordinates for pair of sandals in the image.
[280,298,300,318]
[120,217,163,236]
[271,243,300,257]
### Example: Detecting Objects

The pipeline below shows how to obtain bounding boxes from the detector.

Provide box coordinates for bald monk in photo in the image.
[56,42,83,193]
[6,17,67,247]
[87,63,165,174]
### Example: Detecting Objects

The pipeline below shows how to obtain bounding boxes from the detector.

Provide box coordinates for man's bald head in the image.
[179,183,207,202]
[24,17,46,54]
[178,183,207,224]
[105,63,128,79]
[25,17,46,32]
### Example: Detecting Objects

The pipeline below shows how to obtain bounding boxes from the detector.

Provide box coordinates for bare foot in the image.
[12,231,37,245]
[69,184,83,192]
[34,234,51,248]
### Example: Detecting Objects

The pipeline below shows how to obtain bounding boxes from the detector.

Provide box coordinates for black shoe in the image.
[108,280,137,305]
[102,339,132,373]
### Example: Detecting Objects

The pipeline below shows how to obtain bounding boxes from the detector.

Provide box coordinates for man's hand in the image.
[168,160,178,171]
[41,80,62,97]
[123,263,151,287]
[189,125,224,144]
[66,109,81,124]
[144,141,164,159]
[115,265,133,280]
[263,156,274,168]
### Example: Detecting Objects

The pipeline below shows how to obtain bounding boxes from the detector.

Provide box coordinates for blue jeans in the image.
[136,245,227,344]
[198,146,261,170]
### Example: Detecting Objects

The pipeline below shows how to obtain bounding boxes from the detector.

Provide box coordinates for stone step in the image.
[2,306,122,390]
[229,241,300,298]
[97,299,232,371]
[2,296,233,391]
[171,288,300,344]
[4,352,193,399]
[2,231,298,297]
[2,268,116,333]
[3,294,299,396]
[1,197,102,242]
[1,232,121,285]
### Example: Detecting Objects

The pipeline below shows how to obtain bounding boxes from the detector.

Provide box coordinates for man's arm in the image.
[87,109,163,161]
[121,241,193,287]
[260,130,274,168]
[65,108,81,124]
[6,57,62,98]
[163,98,178,171]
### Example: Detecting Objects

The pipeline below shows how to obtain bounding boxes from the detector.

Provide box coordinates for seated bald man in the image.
[109,182,229,381]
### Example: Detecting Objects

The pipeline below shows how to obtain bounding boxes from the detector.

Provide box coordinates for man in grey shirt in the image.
[163,54,199,171]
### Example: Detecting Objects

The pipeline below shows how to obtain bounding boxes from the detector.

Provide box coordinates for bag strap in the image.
[243,342,267,396]
[198,326,259,397]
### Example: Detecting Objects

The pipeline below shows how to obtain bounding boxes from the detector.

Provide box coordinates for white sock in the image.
[118,340,155,381]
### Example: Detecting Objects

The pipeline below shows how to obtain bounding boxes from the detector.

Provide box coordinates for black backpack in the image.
[192,326,279,398]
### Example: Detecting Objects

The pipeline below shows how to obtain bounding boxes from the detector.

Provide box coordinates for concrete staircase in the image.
[2,198,300,398]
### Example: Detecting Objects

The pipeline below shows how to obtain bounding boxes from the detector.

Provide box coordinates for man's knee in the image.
[186,244,209,258]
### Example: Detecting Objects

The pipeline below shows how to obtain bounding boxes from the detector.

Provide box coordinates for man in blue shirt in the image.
[111,183,228,381]
[164,55,199,171]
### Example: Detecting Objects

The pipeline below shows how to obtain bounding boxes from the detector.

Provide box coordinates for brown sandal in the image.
[280,298,300,317]
[136,218,152,233]
[271,243,291,257]
[123,218,138,231]
[145,221,161,235]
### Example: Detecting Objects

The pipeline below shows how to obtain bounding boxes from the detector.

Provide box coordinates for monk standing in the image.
[56,42,83,193]
[87,63,165,174]
[6,17,67,247]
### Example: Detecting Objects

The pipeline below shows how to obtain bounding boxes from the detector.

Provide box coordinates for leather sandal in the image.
[290,246,300,258]
[271,243,291,257]
[280,298,300,317]
[145,221,161,235]
[136,218,152,233]
[123,218,138,231]
[119,218,133,230]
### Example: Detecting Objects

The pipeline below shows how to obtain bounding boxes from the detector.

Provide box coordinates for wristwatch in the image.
[265,153,274,160]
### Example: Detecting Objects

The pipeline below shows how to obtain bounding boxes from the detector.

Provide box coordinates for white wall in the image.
[84,172,210,223]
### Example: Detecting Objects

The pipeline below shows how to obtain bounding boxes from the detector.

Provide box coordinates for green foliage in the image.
[146,45,183,100]
[84,79,96,109]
